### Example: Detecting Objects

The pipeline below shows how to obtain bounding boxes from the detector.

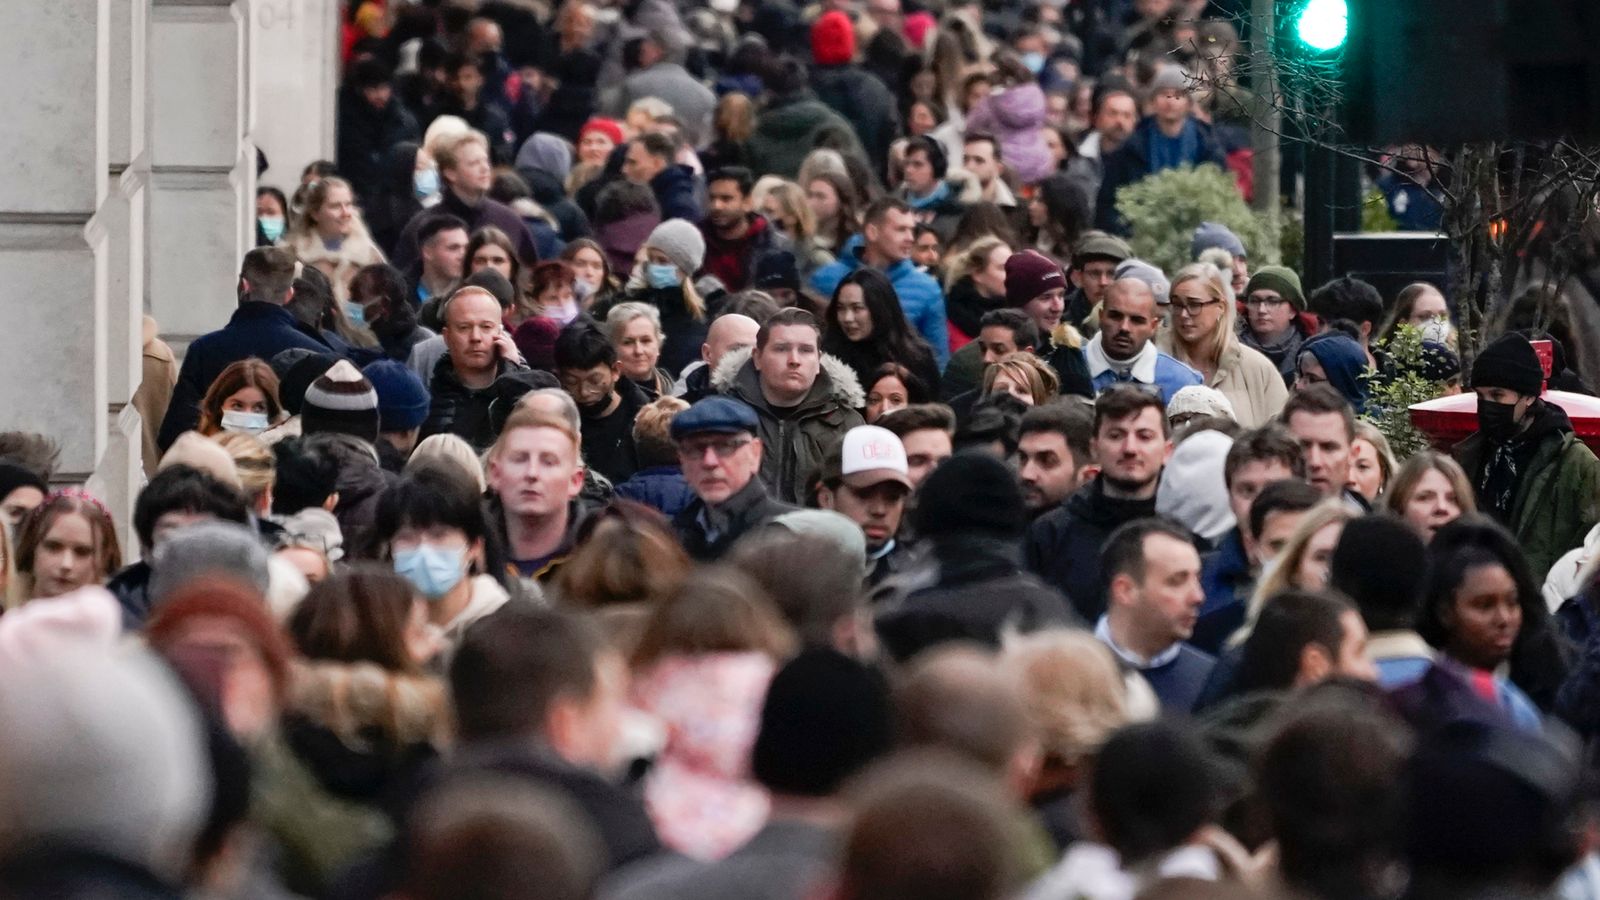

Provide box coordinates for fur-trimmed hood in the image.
[709,345,867,411]
[1052,322,1085,351]
[286,659,452,748]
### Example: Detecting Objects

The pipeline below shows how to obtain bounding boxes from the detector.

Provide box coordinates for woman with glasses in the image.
[1157,263,1288,427]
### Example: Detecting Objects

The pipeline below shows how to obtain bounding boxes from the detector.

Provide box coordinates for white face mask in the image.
[1419,317,1452,344]
[221,410,271,434]
[709,0,739,12]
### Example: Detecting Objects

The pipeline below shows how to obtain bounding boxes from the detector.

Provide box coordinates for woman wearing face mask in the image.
[364,142,431,258]
[257,186,291,247]
[822,268,940,396]
[9,489,122,605]
[349,263,435,363]
[282,176,387,304]
[604,220,709,377]
[561,238,621,311]
[375,465,511,657]
[606,303,675,400]
[198,359,286,437]
[1377,281,1454,348]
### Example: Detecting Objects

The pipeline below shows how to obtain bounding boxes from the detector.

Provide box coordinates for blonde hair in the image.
[423,115,471,160]
[432,130,490,175]
[1000,629,1130,765]
[626,97,675,133]
[633,396,690,465]
[944,235,1009,291]
[981,351,1060,405]
[288,176,375,245]
[489,408,582,463]
[798,148,849,187]
[1352,420,1400,497]
[408,433,487,493]
[763,181,818,246]
[212,432,276,506]
[1239,499,1357,642]
[1160,262,1238,373]
[714,92,755,144]
[1383,450,1476,521]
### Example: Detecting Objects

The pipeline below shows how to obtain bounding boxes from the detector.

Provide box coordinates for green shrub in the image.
[1363,324,1445,458]
[1114,164,1274,276]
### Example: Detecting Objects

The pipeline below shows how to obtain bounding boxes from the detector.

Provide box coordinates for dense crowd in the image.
[4,0,1600,899]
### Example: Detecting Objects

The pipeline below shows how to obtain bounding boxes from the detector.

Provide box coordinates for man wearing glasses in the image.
[1237,266,1311,387]
[1083,277,1201,403]
[670,396,795,561]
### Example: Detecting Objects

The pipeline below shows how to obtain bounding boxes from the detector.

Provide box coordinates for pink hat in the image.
[903,12,936,50]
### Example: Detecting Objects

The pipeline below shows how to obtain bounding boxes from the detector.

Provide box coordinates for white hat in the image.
[1166,385,1237,422]
[833,425,911,490]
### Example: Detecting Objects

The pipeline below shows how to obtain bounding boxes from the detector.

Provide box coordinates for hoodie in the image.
[1026,477,1159,622]
[964,83,1055,185]
[1300,332,1370,413]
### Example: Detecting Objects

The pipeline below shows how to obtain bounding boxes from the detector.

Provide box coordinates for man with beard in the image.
[1017,401,1095,518]
[1027,385,1173,621]
[700,168,785,291]
[1083,277,1200,404]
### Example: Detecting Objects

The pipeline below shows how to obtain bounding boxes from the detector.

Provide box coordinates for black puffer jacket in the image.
[303,432,396,557]
[1025,476,1158,622]
[420,357,530,453]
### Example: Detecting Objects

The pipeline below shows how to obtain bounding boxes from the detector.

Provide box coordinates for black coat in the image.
[650,164,703,224]
[392,188,541,272]
[673,477,795,561]
[594,286,709,376]
[1025,477,1159,621]
[1094,115,1227,234]
[812,64,900,178]
[420,357,526,453]
[336,91,421,206]
[821,333,941,402]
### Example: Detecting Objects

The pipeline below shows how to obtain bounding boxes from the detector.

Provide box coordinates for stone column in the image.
[147,0,254,347]
[252,0,339,192]
[0,0,113,488]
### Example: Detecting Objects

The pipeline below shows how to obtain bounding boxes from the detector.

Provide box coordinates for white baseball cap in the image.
[830,425,912,490]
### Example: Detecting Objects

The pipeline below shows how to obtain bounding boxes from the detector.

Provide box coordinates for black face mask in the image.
[1477,398,1523,442]
[576,395,613,418]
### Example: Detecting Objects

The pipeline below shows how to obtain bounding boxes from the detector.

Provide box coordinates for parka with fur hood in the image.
[713,345,865,504]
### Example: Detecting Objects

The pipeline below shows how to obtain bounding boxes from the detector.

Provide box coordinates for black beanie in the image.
[279,353,339,416]
[751,648,894,797]
[1471,333,1544,396]
[0,462,46,505]
[913,451,1028,540]
[1329,515,1427,630]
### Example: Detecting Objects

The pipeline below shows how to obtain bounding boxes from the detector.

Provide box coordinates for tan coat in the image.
[133,316,178,478]
[1160,333,1288,428]
[283,231,386,303]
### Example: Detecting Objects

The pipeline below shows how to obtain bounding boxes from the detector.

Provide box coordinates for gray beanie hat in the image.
[1191,221,1247,259]
[645,219,707,276]
[149,521,271,608]
[1115,258,1171,306]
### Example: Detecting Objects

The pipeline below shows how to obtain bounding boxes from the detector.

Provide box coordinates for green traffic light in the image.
[1296,0,1348,51]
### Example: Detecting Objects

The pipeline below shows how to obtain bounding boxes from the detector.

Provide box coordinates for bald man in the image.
[1083,278,1201,403]
[420,286,529,450]
[676,313,761,404]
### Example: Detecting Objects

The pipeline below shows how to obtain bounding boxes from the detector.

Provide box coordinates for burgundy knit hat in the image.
[1005,250,1068,308]
[811,11,856,66]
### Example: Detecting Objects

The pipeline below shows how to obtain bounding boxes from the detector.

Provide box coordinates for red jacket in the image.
[701,214,781,292]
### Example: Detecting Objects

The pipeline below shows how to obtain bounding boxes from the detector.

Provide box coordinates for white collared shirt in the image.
[1084,333,1160,385]
[1095,615,1183,670]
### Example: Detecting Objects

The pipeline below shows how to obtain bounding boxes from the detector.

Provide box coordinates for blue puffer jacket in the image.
[811,235,949,368]
[614,465,696,519]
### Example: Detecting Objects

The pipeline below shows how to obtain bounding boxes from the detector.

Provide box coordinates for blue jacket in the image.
[812,236,950,367]
[1193,528,1252,654]
[650,165,703,224]
[614,465,696,520]
[158,302,331,450]
[1088,352,1203,405]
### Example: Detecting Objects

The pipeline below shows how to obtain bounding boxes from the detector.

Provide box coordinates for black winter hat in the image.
[913,451,1028,540]
[1329,515,1427,630]
[751,648,893,797]
[278,352,339,416]
[1471,332,1544,397]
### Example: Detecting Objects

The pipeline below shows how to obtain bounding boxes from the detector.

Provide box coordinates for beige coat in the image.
[283,231,386,304]
[1161,334,1288,428]
[133,316,178,478]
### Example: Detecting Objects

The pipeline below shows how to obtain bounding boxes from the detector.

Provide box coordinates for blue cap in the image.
[671,396,759,439]
[1191,221,1247,260]
[361,359,431,433]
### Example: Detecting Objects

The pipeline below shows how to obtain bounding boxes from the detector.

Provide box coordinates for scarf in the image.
[906,180,952,212]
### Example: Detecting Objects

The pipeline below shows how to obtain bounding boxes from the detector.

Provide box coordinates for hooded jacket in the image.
[1454,400,1600,579]
[812,235,951,367]
[1094,115,1228,234]
[964,82,1054,185]
[1300,332,1370,414]
[746,91,869,181]
[1026,477,1160,622]
[811,64,900,179]
[894,172,974,244]
[712,346,865,504]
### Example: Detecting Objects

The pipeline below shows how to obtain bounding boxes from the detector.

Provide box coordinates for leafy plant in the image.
[1361,189,1400,232]
[1363,324,1447,458]
[1115,164,1276,277]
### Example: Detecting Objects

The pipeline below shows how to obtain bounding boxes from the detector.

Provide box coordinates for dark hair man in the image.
[812,197,950,367]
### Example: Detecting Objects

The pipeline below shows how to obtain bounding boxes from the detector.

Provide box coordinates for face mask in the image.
[393,543,468,599]
[1419,317,1451,344]
[221,410,270,434]
[1477,398,1523,442]
[414,166,441,200]
[646,263,682,290]
[710,0,739,13]
[576,395,613,418]
[345,301,367,328]
[545,299,580,324]
[258,215,285,242]
[573,278,596,302]
[1022,52,1046,75]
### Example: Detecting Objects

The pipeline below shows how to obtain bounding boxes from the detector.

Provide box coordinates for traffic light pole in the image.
[1302,116,1361,289]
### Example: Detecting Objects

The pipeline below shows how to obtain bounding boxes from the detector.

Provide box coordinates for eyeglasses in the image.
[677,436,753,460]
[1170,298,1223,317]
[1245,294,1288,308]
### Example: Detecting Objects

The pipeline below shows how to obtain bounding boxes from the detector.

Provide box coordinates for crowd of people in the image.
[5,0,1600,899]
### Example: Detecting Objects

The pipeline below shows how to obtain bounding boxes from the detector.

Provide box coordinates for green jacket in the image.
[745,93,868,181]
[1455,425,1600,579]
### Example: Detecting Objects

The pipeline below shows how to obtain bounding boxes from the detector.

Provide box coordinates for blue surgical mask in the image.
[393,543,468,600]
[345,301,367,328]
[258,215,285,242]
[221,410,270,435]
[1022,52,1046,75]
[414,166,441,200]
[646,263,681,290]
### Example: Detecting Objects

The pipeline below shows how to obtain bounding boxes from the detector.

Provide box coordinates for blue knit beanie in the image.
[361,360,431,433]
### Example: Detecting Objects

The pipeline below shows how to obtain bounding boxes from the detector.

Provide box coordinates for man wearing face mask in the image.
[554,320,645,484]
[1452,332,1600,579]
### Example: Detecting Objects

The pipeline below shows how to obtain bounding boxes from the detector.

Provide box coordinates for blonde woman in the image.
[760,180,834,280]
[1348,421,1400,503]
[605,302,675,399]
[1157,263,1287,427]
[213,431,276,517]
[982,351,1060,407]
[282,176,386,304]
[943,235,1012,348]
[1236,500,1357,645]
[1384,450,1475,543]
